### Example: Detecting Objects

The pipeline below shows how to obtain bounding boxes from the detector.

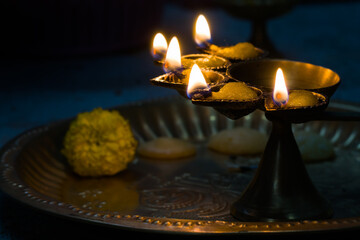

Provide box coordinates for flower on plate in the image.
[62,108,137,177]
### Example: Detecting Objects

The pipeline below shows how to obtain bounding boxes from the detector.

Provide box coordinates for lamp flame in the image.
[187,64,208,98]
[152,33,167,60]
[273,68,289,106]
[164,36,182,73]
[194,14,211,48]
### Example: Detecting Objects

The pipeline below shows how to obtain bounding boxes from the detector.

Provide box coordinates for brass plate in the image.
[1,96,360,235]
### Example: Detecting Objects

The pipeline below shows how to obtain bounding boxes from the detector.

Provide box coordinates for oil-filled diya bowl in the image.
[190,80,264,120]
[198,43,267,63]
[150,67,227,98]
[181,53,230,71]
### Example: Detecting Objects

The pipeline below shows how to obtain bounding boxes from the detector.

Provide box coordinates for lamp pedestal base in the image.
[231,118,333,221]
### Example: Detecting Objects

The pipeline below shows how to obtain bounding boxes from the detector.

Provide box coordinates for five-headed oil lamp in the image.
[150,16,339,223]
[151,33,168,63]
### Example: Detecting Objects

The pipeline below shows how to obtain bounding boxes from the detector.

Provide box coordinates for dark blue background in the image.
[1,1,360,239]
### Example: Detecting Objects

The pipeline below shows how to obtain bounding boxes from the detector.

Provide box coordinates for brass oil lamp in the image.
[150,14,342,222]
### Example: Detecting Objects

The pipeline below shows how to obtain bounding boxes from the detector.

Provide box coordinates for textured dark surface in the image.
[1,1,360,239]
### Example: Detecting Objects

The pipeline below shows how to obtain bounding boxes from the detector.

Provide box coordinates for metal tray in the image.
[1,96,360,235]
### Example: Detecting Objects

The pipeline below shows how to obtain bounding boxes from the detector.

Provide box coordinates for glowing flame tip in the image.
[152,33,167,60]
[273,68,289,106]
[195,14,211,47]
[164,36,182,73]
[187,64,208,98]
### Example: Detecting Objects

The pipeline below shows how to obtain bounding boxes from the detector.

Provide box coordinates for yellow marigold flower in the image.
[62,108,138,177]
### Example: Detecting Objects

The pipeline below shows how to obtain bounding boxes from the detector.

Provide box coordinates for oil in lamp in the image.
[187,73,263,120]
[266,68,326,111]
[181,53,230,71]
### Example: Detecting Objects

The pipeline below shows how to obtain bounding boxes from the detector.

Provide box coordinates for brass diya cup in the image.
[150,68,227,98]
[191,81,264,120]
[227,59,341,98]
[224,59,341,221]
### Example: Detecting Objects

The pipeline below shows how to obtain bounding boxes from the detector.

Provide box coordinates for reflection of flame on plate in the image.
[62,174,139,212]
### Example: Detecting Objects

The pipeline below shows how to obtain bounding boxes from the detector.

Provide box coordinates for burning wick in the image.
[273,68,289,107]
[266,68,320,110]
[187,64,211,99]
[164,36,183,78]
[152,33,167,62]
[194,14,212,48]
